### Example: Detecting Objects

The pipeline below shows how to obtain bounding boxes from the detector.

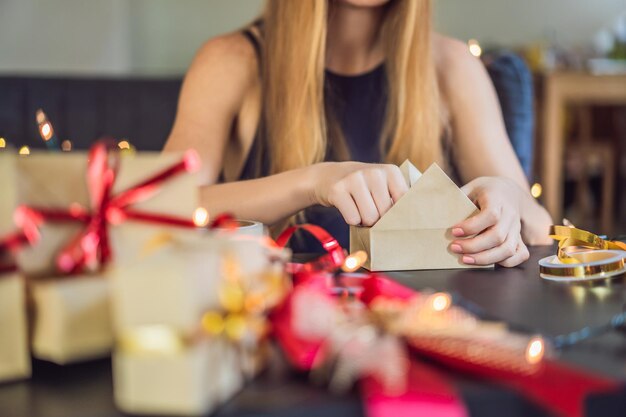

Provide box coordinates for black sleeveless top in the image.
[236,29,388,252]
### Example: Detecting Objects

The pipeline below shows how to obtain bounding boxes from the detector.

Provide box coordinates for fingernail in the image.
[462,256,475,264]
[450,243,463,253]
[452,228,464,237]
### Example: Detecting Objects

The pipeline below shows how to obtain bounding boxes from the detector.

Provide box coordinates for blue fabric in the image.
[484,51,535,180]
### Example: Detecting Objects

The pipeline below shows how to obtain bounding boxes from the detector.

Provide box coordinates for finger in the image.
[453,205,500,237]
[499,242,530,268]
[451,212,515,254]
[365,169,393,217]
[384,165,409,203]
[461,233,519,266]
[349,174,380,226]
[328,188,361,226]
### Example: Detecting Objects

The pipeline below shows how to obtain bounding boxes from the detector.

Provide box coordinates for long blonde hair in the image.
[260,0,442,175]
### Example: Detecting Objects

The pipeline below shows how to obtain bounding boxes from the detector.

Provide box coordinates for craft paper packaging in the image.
[0,272,31,382]
[111,232,285,415]
[15,150,198,276]
[31,276,113,364]
[0,152,31,382]
[350,160,493,271]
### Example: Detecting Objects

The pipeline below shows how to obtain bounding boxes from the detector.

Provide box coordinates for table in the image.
[539,71,626,224]
[2,246,626,417]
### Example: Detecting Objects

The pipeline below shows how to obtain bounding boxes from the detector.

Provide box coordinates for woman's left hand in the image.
[449,177,530,267]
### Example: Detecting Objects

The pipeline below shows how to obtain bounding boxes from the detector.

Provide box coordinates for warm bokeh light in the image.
[118,140,131,150]
[18,146,30,156]
[525,337,545,365]
[40,122,53,141]
[429,292,452,312]
[61,140,72,152]
[468,39,482,57]
[0,138,6,148]
[35,108,46,124]
[530,183,542,199]
[193,207,209,227]
[342,250,368,272]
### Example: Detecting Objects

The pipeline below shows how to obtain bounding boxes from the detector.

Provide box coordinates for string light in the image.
[429,292,452,312]
[193,207,209,227]
[118,140,130,150]
[530,183,542,199]
[18,146,30,156]
[0,138,6,148]
[525,337,545,365]
[468,39,482,57]
[342,250,368,272]
[61,140,72,152]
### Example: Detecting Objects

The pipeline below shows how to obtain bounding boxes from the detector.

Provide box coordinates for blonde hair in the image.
[260,0,442,176]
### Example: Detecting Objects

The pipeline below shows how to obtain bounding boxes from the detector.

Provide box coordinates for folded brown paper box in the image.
[350,160,493,271]
[13,150,197,364]
[111,230,288,415]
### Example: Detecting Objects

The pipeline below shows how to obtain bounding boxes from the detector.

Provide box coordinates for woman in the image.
[165,0,553,267]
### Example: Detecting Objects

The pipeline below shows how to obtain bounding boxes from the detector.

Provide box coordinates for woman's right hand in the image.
[309,162,409,226]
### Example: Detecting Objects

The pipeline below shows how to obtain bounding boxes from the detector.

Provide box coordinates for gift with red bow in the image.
[12,141,201,364]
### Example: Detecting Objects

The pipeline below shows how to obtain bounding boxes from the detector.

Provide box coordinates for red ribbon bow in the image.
[15,141,201,274]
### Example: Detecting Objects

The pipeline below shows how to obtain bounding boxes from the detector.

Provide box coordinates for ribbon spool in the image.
[539,225,626,282]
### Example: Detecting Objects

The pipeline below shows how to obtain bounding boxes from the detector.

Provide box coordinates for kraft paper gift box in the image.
[111,231,288,416]
[14,150,198,364]
[0,152,31,382]
[350,160,492,271]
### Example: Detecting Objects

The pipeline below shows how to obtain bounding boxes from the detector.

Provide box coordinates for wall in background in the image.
[0,0,623,76]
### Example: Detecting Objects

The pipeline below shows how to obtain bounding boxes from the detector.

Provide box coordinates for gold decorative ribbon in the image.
[539,226,626,281]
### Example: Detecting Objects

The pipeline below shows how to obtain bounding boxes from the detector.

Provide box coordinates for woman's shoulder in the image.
[185,30,260,93]
[433,33,482,78]
[432,33,491,99]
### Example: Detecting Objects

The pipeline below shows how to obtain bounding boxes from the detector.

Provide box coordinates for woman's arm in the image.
[436,36,553,265]
[165,34,407,225]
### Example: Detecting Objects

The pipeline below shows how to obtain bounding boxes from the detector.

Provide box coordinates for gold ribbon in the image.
[539,226,626,281]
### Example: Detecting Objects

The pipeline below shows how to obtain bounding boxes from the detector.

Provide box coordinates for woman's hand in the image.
[310,162,409,226]
[450,177,530,267]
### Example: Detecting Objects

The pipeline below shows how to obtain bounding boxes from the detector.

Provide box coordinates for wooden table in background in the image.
[540,71,626,223]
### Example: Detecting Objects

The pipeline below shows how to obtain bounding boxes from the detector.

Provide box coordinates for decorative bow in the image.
[15,141,201,274]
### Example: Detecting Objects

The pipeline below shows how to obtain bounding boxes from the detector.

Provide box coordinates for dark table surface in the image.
[2,245,626,417]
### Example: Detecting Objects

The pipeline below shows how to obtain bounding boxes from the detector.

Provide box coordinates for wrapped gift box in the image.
[350,161,493,271]
[15,150,198,276]
[13,148,198,364]
[111,231,288,415]
[0,152,31,382]
[31,275,112,364]
[0,271,31,382]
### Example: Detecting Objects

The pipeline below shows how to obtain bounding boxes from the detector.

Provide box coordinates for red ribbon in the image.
[275,224,346,278]
[15,141,202,274]
[270,227,621,417]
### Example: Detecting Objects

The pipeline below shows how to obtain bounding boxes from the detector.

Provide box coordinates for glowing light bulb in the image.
[193,207,209,227]
[468,39,482,57]
[530,183,542,199]
[0,138,6,148]
[525,337,545,365]
[429,292,452,312]
[40,123,52,141]
[18,146,30,156]
[342,250,368,272]
[61,140,72,152]
[118,140,130,150]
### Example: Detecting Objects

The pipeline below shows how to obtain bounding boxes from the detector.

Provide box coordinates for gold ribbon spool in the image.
[540,226,626,281]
